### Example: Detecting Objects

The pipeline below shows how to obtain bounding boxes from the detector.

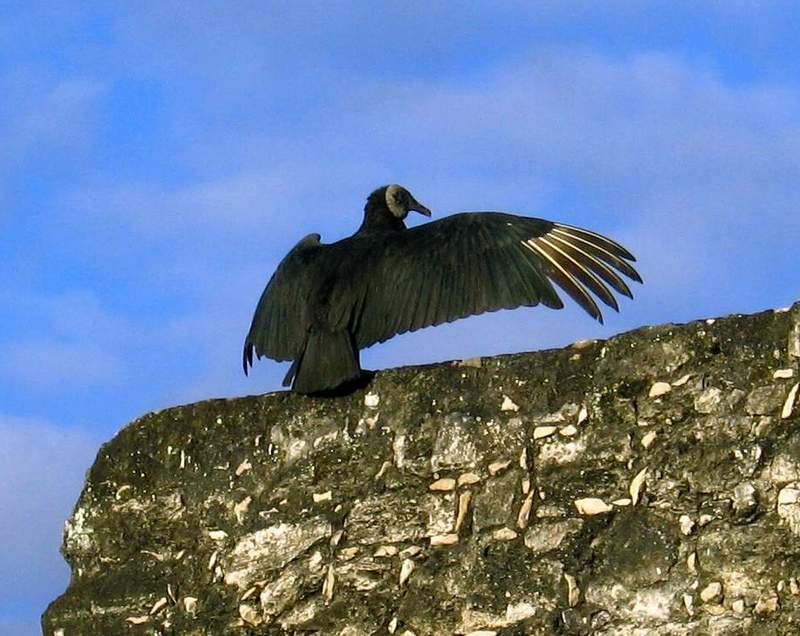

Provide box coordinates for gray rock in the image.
[43,301,800,635]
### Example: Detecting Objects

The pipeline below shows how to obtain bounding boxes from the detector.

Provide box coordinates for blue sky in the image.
[2,3,800,634]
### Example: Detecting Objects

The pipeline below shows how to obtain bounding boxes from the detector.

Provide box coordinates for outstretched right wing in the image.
[340,212,641,350]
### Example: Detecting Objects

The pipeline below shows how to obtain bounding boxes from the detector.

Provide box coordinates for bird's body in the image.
[243,185,642,394]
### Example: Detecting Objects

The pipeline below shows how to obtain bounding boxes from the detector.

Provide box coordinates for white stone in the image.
[364,392,380,408]
[399,558,415,585]
[649,382,672,398]
[235,459,252,476]
[312,491,332,503]
[641,430,657,448]
[774,368,795,379]
[533,426,557,439]
[559,425,578,436]
[564,573,580,607]
[501,395,519,411]
[629,467,648,505]
[574,497,613,515]
[458,472,480,486]
[492,527,518,541]
[782,383,799,419]
[429,478,456,491]
[672,373,694,386]
[700,581,722,603]
[488,460,511,475]
[679,514,695,535]
[430,533,459,546]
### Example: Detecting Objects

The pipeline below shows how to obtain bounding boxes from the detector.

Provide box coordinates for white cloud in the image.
[0,416,100,611]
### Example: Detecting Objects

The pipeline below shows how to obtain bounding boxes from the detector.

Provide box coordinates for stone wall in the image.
[43,302,800,635]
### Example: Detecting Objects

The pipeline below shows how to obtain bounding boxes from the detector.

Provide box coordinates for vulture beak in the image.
[410,199,432,217]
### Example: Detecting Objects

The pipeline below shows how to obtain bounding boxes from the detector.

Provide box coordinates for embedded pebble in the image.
[399,559,415,585]
[501,395,519,412]
[782,383,798,419]
[790,577,799,595]
[207,551,218,571]
[687,552,697,573]
[126,616,149,625]
[649,382,672,398]
[239,603,262,625]
[682,593,694,616]
[612,498,631,506]
[731,599,745,613]
[149,597,168,615]
[488,460,511,475]
[338,547,359,560]
[629,468,648,505]
[754,595,779,614]
[399,546,423,558]
[700,581,722,603]
[574,498,613,515]
[519,448,528,470]
[492,527,518,541]
[732,482,757,515]
[458,472,480,486]
[374,545,398,557]
[577,405,588,425]
[429,478,456,491]
[673,373,694,386]
[774,368,795,379]
[208,530,228,541]
[559,425,578,436]
[430,533,459,546]
[641,430,657,448]
[679,515,695,535]
[313,491,332,503]
[235,459,252,476]
[183,597,198,614]
[521,478,531,495]
[564,573,580,607]
[455,491,471,531]
[323,564,335,601]
[698,513,713,526]
[234,496,252,524]
[517,493,534,529]
[364,392,380,408]
[533,426,557,440]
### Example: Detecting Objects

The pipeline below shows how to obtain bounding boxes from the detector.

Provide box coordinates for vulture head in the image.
[379,184,432,220]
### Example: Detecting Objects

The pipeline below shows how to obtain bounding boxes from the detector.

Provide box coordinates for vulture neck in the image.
[356,196,406,235]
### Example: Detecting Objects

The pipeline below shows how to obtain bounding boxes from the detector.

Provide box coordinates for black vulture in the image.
[243,184,642,394]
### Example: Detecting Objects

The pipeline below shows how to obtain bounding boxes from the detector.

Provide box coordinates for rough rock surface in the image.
[43,302,800,636]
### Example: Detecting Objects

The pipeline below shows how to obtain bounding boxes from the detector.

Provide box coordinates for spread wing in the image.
[243,233,321,372]
[343,212,642,350]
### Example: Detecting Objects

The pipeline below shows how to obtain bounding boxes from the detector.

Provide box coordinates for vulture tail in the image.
[285,330,361,394]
